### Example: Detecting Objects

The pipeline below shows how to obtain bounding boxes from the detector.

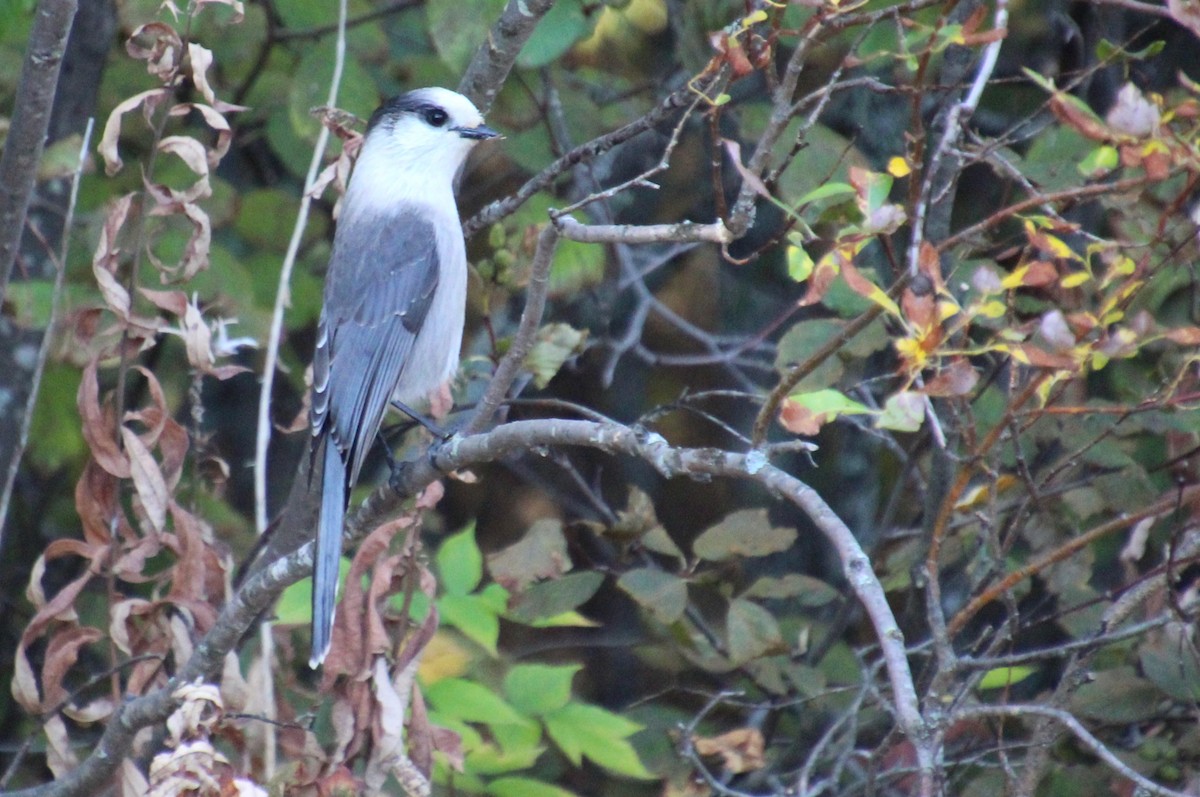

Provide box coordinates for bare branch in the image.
[462,87,695,238]
[0,0,78,303]
[554,216,733,245]
[464,224,559,435]
[254,0,349,533]
[458,0,555,114]
[958,704,1191,797]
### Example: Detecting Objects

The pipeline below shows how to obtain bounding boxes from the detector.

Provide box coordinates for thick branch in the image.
[457,0,555,114]
[0,0,78,303]
[30,414,924,795]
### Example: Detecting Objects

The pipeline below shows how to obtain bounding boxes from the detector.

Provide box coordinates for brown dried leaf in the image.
[125,22,181,79]
[42,626,104,709]
[122,427,169,533]
[78,360,130,478]
[97,89,171,175]
[922,358,979,397]
[1165,326,1200,345]
[364,659,406,793]
[14,562,99,712]
[44,714,79,779]
[322,517,414,682]
[797,256,838,307]
[75,459,122,545]
[1049,93,1112,141]
[91,195,135,319]
[169,103,235,167]
[723,138,772,199]
[185,43,247,113]
[693,727,766,774]
[779,398,829,435]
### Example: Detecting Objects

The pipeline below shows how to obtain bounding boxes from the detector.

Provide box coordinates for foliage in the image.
[1,0,1200,796]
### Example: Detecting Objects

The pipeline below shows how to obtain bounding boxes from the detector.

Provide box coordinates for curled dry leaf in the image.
[122,427,169,533]
[364,658,409,793]
[921,358,979,397]
[167,680,223,744]
[322,516,415,683]
[97,89,171,176]
[126,22,182,81]
[693,727,766,773]
[186,43,247,113]
[79,359,131,478]
[168,102,236,167]
[41,625,105,709]
[44,715,79,779]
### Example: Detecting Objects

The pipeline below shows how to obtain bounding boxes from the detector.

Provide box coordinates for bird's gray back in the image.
[311,207,446,488]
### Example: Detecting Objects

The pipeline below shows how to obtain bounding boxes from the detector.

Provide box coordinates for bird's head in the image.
[355,88,499,201]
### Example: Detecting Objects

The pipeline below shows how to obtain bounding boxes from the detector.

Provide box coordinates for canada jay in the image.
[309,88,498,667]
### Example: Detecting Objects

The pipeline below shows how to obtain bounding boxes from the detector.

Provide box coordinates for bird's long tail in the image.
[310,438,345,668]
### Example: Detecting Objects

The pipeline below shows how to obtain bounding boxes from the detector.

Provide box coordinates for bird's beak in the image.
[453,124,501,140]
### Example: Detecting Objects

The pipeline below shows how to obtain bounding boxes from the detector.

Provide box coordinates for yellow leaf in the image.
[1000,265,1028,289]
[976,300,1007,319]
[937,298,960,321]
[887,156,911,177]
[1060,271,1091,288]
[418,632,473,684]
[1041,234,1075,261]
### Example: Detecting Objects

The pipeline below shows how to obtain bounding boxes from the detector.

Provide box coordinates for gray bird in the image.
[309,88,498,667]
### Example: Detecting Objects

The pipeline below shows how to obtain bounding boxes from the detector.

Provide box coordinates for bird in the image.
[308,87,499,667]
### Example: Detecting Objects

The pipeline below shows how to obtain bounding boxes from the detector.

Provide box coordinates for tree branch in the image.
[458,0,556,114]
[0,0,78,303]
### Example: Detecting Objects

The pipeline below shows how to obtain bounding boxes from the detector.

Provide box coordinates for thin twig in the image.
[254,0,349,532]
[252,0,348,779]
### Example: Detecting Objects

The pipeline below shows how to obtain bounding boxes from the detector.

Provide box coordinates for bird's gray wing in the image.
[311,208,440,488]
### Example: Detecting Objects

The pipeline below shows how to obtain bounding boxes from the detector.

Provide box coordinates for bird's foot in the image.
[390,399,452,440]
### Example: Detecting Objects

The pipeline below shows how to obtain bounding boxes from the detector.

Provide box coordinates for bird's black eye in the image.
[423,107,448,127]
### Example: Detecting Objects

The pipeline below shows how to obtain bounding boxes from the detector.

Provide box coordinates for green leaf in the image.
[1070,667,1161,723]
[693,509,797,561]
[543,704,652,778]
[518,0,590,68]
[488,776,582,797]
[977,666,1037,690]
[617,568,688,624]
[467,736,545,775]
[507,571,605,624]
[726,598,784,666]
[796,181,855,205]
[784,388,872,420]
[504,663,581,715]
[549,238,606,297]
[786,244,814,282]
[424,678,527,726]
[440,593,501,655]
[438,524,483,596]
[428,0,509,72]
[526,323,588,389]
[1078,144,1119,177]
[743,574,839,606]
[488,519,570,591]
